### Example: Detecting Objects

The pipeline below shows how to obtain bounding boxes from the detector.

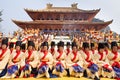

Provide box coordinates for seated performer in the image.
[107,41,120,79]
[80,42,99,80]
[0,38,10,77]
[20,40,38,78]
[37,41,53,78]
[52,41,67,77]
[66,42,84,78]
[6,41,25,78]
[94,43,113,78]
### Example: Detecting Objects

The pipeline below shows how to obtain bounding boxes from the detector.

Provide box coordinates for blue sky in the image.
[0,0,120,35]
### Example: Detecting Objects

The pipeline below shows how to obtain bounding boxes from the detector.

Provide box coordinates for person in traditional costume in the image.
[65,42,72,56]
[9,42,14,54]
[6,41,25,78]
[94,43,113,78]
[0,38,10,77]
[20,40,38,78]
[52,41,67,77]
[37,41,53,78]
[49,41,56,56]
[80,42,99,80]
[66,42,84,78]
[107,41,120,79]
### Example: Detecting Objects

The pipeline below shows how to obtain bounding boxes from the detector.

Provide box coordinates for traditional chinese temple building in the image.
[12,3,113,33]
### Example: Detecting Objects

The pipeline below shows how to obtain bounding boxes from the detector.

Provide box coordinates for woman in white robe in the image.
[20,40,38,78]
[6,41,25,78]
[94,43,114,78]
[37,41,53,78]
[52,41,67,77]
[66,42,84,78]
[0,38,10,77]
[80,42,99,80]
[107,41,120,79]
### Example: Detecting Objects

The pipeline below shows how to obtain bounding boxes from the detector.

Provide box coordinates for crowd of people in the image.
[0,29,120,80]
[4,28,55,51]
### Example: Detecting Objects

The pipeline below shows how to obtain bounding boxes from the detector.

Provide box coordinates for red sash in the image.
[39,61,48,68]
[27,50,33,60]
[83,50,90,62]
[91,50,95,54]
[26,50,33,63]
[22,36,31,42]
[13,50,21,60]
[40,50,44,52]
[50,48,54,54]
[98,52,104,60]
[22,50,26,53]
[112,51,118,60]
[10,49,13,54]
[66,48,70,55]
[41,50,48,60]
[39,50,48,68]
[104,50,108,55]
[22,38,27,42]
[56,62,64,67]
[56,50,63,60]
[72,50,77,61]
[0,49,7,59]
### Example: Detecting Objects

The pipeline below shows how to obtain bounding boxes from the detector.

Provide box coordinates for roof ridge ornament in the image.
[46,3,53,9]
[71,3,78,9]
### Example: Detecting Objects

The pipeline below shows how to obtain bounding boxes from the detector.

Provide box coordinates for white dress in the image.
[0,48,10,77]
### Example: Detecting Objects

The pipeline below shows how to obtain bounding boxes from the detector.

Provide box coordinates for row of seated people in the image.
[0,38,120,80]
